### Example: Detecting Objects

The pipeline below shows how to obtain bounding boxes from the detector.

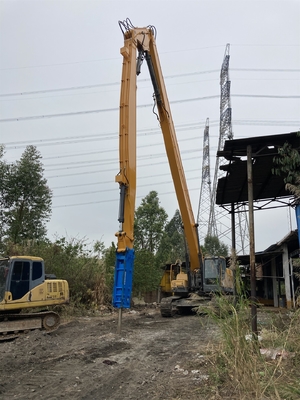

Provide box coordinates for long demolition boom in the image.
[113,19,202,308]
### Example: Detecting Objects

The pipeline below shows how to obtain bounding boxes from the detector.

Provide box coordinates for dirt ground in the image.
[0,307,222,400]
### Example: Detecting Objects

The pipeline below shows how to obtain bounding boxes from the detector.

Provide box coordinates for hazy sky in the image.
[0,0,299,253]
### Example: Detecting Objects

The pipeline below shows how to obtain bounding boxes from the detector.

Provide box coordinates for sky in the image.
[0,0,299,254]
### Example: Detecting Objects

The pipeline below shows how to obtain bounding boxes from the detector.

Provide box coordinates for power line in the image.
[3,121,220,149]
[4,133,118,149]
[231,44,300,47]
[0,107,119,123]
[53,175,201,198]
[0,96,218,123]
[3,119,299,151]
[4,123,210,146]
[45,155,203,179]
[45,148,204,172]
[0,57,119,71]
[0,82,120,97]
[1,68,299,98]
[0,78,224,103]
[0,45,228,71]
[1,94,299,123]
[232,68,300,72]
[44,143,204,170]
[233,94,300,99]
[51,167,202,190]
[0,70,219,97]
[1,42,299,71]
[52,186,201,208]
[234,119,300,126]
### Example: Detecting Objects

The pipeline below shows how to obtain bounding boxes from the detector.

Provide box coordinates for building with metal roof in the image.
[217,131,300,309]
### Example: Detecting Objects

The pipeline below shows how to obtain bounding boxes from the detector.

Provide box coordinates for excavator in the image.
[0,256,69,336]
[113,19,233,316]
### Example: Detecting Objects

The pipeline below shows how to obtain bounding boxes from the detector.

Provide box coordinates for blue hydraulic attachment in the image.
[112,248,135,308]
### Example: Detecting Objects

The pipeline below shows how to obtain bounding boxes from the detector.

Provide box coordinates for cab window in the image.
[12,261,30,281]
[32,262,43,280]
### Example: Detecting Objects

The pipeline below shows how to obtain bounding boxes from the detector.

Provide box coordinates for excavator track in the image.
[160,296,181,317]
[0,311,60,340]
[160,294,213,317]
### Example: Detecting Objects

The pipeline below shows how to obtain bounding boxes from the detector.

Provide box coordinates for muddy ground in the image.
[0,307,223,400]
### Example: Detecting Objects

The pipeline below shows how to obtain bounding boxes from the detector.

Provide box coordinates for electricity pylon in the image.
[197,118,217,246]
[209,44,249,254]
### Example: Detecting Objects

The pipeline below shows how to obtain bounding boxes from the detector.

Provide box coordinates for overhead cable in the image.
[1,94,299,123]
[52,186,201,208]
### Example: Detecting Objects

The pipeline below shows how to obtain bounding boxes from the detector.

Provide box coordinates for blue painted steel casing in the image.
[112,248,135,308]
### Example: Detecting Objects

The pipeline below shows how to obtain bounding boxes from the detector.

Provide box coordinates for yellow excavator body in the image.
[0,256,69,336]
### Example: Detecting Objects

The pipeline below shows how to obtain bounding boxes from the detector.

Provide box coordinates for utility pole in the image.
[247,145,258,336]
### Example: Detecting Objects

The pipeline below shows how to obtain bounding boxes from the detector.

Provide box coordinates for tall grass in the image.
[201,254,300,399]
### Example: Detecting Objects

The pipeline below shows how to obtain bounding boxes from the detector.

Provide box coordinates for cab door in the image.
[10,260,30,300]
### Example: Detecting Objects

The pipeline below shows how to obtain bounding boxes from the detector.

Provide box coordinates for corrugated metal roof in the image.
[216,131,300,206]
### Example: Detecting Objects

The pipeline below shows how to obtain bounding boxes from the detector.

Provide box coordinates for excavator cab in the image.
[1,257,46,302]
[160,261,190,296]
[160,257,233,296]
[0,256,69,311]
[170,263,189,293]
[203,256,233,293]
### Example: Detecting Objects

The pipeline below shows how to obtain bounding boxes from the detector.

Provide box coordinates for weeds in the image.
[202,298,300,398]
[199,254,300,399]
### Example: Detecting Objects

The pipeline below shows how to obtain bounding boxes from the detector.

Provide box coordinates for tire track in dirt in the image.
[0,309,218,399]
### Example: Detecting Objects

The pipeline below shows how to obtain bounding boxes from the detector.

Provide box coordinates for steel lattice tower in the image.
[197,118,217,245]
[209,44,249,254]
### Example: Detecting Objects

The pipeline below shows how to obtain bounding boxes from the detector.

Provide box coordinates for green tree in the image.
[93,239,106,258]
[202,235,228,257]
[2,146,52,246]
[102,242,117,294]
[286,177,300,200]
[0,146,9,247]
[272,135,300,185]
[128,191,168,295]
[272,135,300,202]
[133,249,162,296]
[134,191,168,253]
[156,209,186,265]
[103,242,117,268]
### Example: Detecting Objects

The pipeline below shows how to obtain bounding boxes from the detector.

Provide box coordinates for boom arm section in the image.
[113,21,140,309]
[143,33,202,272]
[119,20,201,272]
[113,19,202,309]
[115,25,138,253]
